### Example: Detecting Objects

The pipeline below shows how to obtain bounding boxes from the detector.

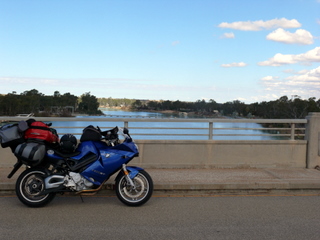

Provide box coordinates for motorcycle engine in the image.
[64,172,94,191]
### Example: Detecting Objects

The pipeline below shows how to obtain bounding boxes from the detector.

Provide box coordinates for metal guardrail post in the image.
[291,123,295,140]
[209,122,213,140]
[124,121,129,129]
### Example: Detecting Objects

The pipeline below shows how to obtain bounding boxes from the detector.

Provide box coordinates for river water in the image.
[50,108,282,140]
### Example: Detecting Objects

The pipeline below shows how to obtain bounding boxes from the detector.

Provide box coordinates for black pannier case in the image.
[14,142,46,166]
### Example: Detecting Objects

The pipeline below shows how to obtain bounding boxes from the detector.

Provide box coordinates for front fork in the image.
[122,164,136,189]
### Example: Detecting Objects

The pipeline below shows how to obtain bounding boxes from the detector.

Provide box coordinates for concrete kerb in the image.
[1,168,320,195]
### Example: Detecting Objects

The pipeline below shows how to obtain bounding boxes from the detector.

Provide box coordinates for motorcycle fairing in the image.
[80,139,139,185]
[45,138,139,185]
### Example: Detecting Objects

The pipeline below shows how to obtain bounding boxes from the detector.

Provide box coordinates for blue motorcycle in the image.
[10,126,153,207]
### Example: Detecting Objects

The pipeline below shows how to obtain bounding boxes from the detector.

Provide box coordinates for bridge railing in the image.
[0,117,307,140]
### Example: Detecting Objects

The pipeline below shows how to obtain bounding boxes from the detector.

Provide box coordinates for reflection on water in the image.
[50,108,286,140]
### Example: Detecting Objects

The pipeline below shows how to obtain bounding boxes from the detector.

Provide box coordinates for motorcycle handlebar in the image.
[100,126,132,141]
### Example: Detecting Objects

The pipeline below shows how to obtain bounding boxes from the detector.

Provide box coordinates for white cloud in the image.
[218,18,301,31]
[258,47,320,66]
[261,76,279,81]
[249,94,280,102]
[282,69,295,74]
[220,32,235,39]
[266,28,314,45]
[221,62,247,67]
[296,69,310,75]
[260,66,320,99]
[285,66,320,82]
[258,53,297,66]
[0,77,59,85]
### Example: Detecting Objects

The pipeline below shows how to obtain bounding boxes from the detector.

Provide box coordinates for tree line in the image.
[131,96,320,119]
[0,89,102,116]
[1,89,319,119]
[98,97,135,108]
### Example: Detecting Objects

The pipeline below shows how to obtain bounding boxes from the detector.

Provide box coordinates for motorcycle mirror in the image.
[123,128,129,135]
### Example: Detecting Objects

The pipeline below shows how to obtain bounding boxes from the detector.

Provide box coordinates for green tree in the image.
[78,92,102,115]
[161,100,173,110]
[20,89,43,113]
[147,100,160,110]
[132,100,143,109]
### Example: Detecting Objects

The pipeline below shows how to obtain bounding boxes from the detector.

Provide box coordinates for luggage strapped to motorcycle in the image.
[14,142,46,166]
[24,121,59,144]
[80,125,102,142]
[0,121,28,151]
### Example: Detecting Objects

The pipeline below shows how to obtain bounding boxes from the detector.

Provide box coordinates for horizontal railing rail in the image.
[0,117,307,140]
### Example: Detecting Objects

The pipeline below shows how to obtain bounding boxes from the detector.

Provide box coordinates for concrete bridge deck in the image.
[1,113,320,195]
[1,167,320,195]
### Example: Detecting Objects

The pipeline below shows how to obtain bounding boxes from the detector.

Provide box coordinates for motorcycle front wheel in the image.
[16,168,56,208]
[116,170,153,206]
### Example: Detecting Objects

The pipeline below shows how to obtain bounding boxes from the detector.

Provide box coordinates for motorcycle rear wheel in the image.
[116,170,153,206]
[16,168,56,208]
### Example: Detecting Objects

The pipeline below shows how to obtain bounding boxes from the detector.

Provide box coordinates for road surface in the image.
[0,193,319,240]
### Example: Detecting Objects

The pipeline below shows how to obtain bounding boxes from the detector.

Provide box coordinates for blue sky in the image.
[0,0,319,103]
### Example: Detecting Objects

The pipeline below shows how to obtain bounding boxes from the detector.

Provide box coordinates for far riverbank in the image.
[99,107,224,119]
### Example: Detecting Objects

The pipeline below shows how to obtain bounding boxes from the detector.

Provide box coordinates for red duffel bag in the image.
[24,121,59,144]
